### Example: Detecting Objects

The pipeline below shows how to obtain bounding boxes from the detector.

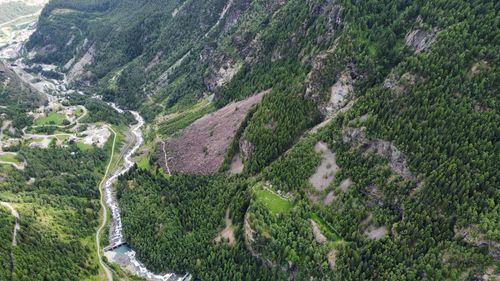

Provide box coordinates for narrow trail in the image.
[0,201,20,246]
[161,141,172,175]
[95,125,117,281]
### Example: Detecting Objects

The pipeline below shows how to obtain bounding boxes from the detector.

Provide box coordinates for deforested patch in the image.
[161,90,269,175]
[309,141,338,191]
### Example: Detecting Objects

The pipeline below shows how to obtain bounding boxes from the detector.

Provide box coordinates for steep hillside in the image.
[0,61,45,136]
[26,0,499,280]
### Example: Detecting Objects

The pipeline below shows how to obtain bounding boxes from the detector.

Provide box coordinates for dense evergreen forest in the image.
[1,0,496,280]
[0,143,109,280]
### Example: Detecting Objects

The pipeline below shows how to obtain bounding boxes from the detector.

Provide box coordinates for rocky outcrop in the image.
[204,53,242,91]
[366,225,387,240]
[405,29,435,53]
[342,126,367,144]
[66,43,96,83]
[383,72,417,95]
[342,127,415,181]
[306,59,361,119]
[365,139,415,181]
[327,249,337,270]
[311,220,327,244]
[239,138,254,161]
[456,226,500,260]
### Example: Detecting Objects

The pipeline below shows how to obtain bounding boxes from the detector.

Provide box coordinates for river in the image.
[0,18,189,281]
[103,106,189,281]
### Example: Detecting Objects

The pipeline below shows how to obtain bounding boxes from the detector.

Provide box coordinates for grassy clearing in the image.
[135,153,150,170]
[253,184,293,215]
[55,134,71,142]
[77,141,94,151]
[35,112,66,125]
[157,99,215,137]
[0,153,20,164]
[75,107,84,118]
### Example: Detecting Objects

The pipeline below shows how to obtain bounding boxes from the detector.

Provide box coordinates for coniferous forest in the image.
[0,0,498,280]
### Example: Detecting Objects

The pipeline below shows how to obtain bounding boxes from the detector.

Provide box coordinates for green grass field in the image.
[35,112,66,125]
[158,99,215,137]
[254,184,293,215]
[0,153,20,164]
[76,141,93,151]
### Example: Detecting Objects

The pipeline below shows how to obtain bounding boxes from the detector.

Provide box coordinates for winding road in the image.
[96,125,117,281]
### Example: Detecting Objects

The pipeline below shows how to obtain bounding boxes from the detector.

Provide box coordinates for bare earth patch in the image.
[323,191,335,205]
[327,249,337,270]
[339,178,353,192]
[366,226,387,240]
[162,90,269,175]
[309,141,338,191]
[215,208,235,246]
[229,153,243,174]
[311,219,327,244]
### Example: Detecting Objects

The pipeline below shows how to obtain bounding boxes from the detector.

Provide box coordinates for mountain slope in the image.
[25,0,499,280]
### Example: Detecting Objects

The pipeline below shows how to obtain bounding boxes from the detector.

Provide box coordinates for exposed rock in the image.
[239,138,254,162]
[229,153,244,174]
[63,57,75,70]
[339,178,353,192]
[366,226,387,240]
[204,54,242,91]
[311,220,327,244]
[342,126,367,144]
[327,249,337,270]
[244,214,255,244]
[342,127,415,181]
[383,72,417,95]
[145,51,162,72]
[37,44,57,56]
[456,226,500,259]
[309,141,338,191]
[156,50,191,91]
[214,208,235,245]
[405,29,435,53]
[366,185,383,208]
[365,139,415,181]
[65,34,75,47]
[66,43,96,83]
[470,60,490,75]
[323,191,335,205]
